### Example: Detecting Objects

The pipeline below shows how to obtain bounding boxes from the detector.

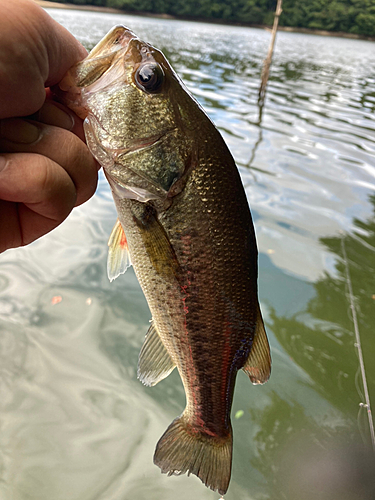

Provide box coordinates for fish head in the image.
[55,25,200,203]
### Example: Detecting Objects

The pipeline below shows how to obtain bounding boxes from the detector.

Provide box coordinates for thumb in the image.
[0,0,86,119]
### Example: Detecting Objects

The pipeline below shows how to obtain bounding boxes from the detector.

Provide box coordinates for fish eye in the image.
[135,63,164,93]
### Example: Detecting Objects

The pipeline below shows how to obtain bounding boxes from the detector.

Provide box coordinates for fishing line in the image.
[341,236,375,452]
[354,366,365,402]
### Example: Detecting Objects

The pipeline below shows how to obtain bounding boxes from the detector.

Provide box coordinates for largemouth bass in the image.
[56,26,271,495]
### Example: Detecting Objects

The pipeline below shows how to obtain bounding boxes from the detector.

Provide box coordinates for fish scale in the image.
[55,24,271,495]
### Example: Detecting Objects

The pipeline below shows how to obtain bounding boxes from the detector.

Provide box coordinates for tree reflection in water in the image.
[250,194,375,499]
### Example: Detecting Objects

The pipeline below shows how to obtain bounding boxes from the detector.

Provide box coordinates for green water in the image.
[0,8,374,500]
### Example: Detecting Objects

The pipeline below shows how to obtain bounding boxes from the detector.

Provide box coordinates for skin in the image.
[0,0,99,253]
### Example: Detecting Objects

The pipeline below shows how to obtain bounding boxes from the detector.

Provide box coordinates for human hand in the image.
[0,0,98,253]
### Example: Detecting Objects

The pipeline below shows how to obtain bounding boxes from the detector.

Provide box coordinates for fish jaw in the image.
[53,25,138,118]
[84,25,137,61]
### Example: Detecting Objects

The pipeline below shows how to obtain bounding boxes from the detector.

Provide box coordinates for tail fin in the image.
[153,414,232,495]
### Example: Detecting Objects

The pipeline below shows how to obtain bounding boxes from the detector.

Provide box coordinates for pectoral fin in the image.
[242,303,271,384]
[138,321,176,386]
[107,219,131,282]
[132,203,181,278]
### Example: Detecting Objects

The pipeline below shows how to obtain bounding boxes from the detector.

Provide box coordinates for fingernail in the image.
[38,101,74,130]
[0,118,40,144]
[0,155,7,172]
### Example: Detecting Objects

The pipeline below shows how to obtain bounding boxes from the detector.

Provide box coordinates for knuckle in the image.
[36,155,76,220]
[66,135,98,204]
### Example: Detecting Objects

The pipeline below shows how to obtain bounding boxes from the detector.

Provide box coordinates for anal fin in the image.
[242,302,271,384]
[107,219,131,282]
[138,321,175,387]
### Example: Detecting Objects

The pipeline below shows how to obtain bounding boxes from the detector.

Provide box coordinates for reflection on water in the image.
[0,8,375,500]
[271,195,375,418]
[254,195,375,499]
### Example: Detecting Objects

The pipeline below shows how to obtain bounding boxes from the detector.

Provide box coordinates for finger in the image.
[0,199,23,251]
[0,152,77,250]
[41,15,87,87]
[29,97,86,142]
[0,118,98,206]
[0,0,87,118]
[0,198,68,252]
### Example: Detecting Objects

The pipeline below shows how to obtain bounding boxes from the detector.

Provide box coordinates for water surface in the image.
[0,9,374,500]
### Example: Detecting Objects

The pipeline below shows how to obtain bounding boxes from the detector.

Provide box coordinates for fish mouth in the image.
[54,26,139,113]
[86,25,138,60]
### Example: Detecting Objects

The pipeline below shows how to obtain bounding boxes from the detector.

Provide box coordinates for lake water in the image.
[1,8,375,500]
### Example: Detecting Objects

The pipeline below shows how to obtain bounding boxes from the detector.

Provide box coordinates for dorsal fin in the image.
[242,303,271,384]
[138,321,176,387]
[107,219,131,282]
